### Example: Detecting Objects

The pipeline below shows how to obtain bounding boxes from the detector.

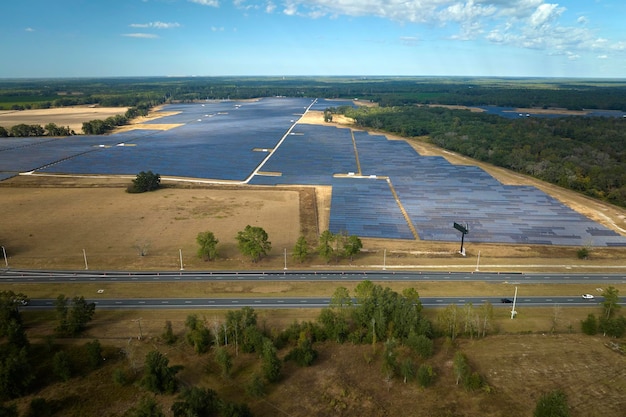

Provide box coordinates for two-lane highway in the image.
[3,269,625,310]
[2,269,625,284]
[23,296,609,309]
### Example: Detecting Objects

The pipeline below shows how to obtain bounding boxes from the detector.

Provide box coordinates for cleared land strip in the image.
[350,129,362,175]
[386,178,420,240]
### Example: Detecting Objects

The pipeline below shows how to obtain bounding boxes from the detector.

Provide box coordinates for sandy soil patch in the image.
[113,104,183,132]
[0,106,129,133]
[424,103,487,112]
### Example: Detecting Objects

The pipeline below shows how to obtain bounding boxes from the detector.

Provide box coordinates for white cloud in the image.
[269,1,624,58]
[211,26,225,31]
[122,33,159,39]
[597,54,608,59]
[130,22,180,29]
[25,27,35,32]
[528,3,563,28]
[189,0,219,6]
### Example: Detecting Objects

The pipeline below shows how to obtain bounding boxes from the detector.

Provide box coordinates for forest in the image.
[333,104,626,208]
[2,76,626,110]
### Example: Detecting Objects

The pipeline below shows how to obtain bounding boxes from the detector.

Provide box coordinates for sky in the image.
[2,0,625,78]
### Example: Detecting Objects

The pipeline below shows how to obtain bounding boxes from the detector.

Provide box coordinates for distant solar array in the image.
[1,97,625,247]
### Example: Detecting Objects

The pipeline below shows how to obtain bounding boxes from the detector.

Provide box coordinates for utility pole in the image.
[510,286,518,319]
[83,249,89,270]
[1,246,7,268]
[383,249,387,270]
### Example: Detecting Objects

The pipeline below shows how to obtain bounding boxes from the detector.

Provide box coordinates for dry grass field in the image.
[0,106,129,133]
[2,105,626,417]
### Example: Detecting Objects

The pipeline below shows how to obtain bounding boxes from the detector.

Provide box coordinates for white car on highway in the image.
[582,294,595,300]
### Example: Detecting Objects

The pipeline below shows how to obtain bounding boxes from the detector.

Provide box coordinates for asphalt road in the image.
[2,269,626,284]
[21,295,615,309]
[4,268,625,309]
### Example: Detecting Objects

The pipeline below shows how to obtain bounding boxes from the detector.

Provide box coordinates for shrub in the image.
[416,364,436,387]
[127,171,161,193]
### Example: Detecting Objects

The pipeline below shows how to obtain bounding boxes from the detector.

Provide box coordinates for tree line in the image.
[333,105,626,208]
[2,77,625,111]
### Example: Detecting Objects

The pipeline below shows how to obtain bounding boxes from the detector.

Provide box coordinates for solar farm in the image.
[2,97,625,247]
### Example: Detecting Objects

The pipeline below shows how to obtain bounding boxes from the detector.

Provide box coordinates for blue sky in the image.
[2,0,625,78]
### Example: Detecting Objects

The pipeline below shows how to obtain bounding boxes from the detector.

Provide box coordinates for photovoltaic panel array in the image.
[250,124,357,185]
[2,99,625,247]
[35,98,315,180]
[329,177,414,239]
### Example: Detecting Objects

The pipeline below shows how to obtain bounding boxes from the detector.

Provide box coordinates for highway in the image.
[3,269,625,309]
[2,269,626,284]
[22,296,616,309]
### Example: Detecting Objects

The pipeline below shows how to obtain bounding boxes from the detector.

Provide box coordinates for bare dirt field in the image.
[0,106,129,133]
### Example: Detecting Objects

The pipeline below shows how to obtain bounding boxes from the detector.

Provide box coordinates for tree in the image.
[246,373,265,397]
[55,295,96,337]
[236,225,271,262]
[285,332,318,367]
[140,350,183,394]
[171,386,219,417]
[330,286,352,310]
[534,390,570,417]
[292,235,309,263]
[84,339,103,370]
[453,351,468,385]
[197,231,219,261]
[406,331,434,358]
[382,338,398,379]
[399,358,415,383]
[0,290,28,339]
[128,171,161,193]
[416,364,436,387]
[52,350,72,382]
[581,314,598,335]
[261,339,282,383]
[162,320,177,345]
[0,347,33,400]
[215,347,233,378]
[317,230,335,263]
[343,235,363,261]
[185,314,212,354]
[438,304,461,341]
[602,286,620,319]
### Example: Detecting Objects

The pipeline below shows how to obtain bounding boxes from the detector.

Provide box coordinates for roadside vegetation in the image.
[2,284,625,416]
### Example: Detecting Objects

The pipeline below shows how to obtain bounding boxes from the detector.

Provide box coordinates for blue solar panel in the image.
[2,98,625,247]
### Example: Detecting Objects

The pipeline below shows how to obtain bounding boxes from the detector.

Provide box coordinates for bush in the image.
[534,390,570,417]
[112,368,128,387]
[416,364,436,387]
[127,171,161,193]
[577,247,590,259]
[52,351,72,382]
[581,314,598,335]
[407,332,434,358]
[246,373,265,397]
